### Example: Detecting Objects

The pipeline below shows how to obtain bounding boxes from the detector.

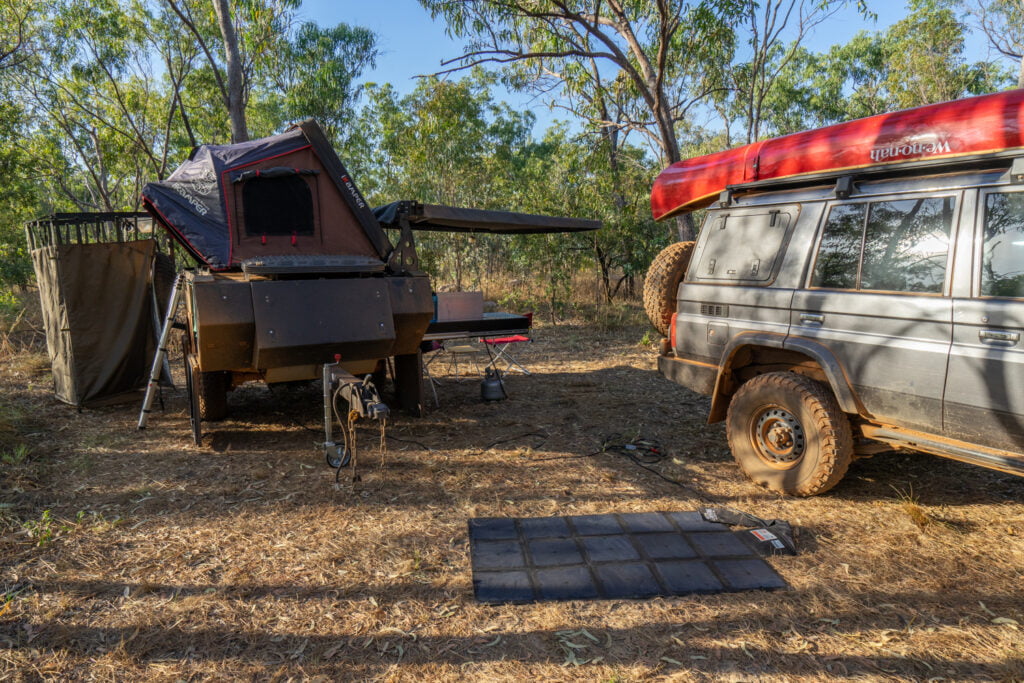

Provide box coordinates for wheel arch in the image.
[708,333,864,422]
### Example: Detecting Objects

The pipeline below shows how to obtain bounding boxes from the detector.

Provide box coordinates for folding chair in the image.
[420,341,442,407]
[425,338,484,383]
[441,338,485,379]
[482,312,533,375]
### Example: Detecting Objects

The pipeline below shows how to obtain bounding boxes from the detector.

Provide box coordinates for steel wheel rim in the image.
[751,405,805,469]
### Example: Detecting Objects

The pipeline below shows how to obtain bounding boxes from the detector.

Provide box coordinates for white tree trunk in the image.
[212,0,248,142]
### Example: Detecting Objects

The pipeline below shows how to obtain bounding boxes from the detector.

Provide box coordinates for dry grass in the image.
[1,303,1023,681]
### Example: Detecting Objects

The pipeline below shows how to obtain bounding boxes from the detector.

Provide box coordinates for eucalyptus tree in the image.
[970,0,1023,87]
[357,74,540,290]
[271,22,379,146]
[421,0,740,172]
[164,0,298,143]
[724,0,864,145]
[7,0,181,211]
[0,0,39,71]
[759,0,1010,134]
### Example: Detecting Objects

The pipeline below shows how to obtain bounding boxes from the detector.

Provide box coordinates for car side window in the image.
[810,203,865,289]
[812,196,954,293]
[981,192,1024,298]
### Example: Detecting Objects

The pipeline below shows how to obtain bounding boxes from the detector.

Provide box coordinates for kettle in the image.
[481,367,507,401]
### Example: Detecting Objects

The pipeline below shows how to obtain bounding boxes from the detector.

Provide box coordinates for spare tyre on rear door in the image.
[643,241,694,336]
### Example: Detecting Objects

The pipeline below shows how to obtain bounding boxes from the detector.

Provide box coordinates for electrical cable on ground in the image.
[477,431,549,454]
[529,432,717,503]
[385,434,437,451]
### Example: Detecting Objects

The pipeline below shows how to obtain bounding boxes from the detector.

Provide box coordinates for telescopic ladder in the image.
[137,272,184,429]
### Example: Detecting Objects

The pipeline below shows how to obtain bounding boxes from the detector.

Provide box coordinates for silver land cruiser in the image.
[646,155,1024,496]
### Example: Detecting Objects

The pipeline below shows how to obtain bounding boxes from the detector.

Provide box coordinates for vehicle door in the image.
[944,188,1024,452]
[790,192,958,432]
[676,206,801,364]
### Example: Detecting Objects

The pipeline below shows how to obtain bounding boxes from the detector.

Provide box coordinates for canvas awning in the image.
[373,201,601,234]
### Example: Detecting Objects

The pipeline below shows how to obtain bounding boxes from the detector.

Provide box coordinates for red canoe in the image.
[651,89,1024,221]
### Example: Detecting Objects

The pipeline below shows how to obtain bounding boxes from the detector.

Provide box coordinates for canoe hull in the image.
[651,89,1024,221]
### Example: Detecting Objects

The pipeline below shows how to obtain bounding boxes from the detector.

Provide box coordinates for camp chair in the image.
[482,312,533,375]
[420,340,443,407]
[440,338,485,379]
[424,338,484,384]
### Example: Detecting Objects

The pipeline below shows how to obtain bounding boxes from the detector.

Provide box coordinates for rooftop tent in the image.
[142,120,391,270]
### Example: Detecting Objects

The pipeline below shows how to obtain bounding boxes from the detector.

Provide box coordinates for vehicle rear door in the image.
[790,192,958,432]
[944,187,1024,452]
[676,206,801,363]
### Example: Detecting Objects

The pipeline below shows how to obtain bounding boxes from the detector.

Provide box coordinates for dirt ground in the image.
[1,308,1023,681]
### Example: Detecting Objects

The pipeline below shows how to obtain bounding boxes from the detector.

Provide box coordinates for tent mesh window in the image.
[242,176,315,236]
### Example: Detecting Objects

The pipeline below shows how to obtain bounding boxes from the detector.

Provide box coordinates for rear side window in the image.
[812,196,955,293]
[692,210,792,283]
[981,192,1024,298]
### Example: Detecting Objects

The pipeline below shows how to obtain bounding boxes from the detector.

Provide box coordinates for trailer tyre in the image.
[643,241,695,336]
[726,372,853,497]
[196,367,228,421]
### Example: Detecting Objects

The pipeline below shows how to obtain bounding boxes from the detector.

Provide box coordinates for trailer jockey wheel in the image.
[185,353,203,446]
[325,446,352,469]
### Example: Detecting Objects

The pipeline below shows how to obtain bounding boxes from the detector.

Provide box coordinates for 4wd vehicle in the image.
[646,90,1024,496]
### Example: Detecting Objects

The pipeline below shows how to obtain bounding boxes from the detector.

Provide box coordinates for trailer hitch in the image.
[322,357,389,475]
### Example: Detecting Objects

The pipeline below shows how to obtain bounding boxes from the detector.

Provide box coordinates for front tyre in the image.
[726,372,853,496]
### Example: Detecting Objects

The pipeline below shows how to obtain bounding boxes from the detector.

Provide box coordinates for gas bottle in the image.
[481,367,506,401]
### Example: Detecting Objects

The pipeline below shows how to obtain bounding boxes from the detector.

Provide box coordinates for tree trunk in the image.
[595,242,613,303]
[212,0,248,143]
[676,214,695,241]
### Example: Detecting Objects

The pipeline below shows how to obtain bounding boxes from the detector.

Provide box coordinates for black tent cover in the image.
[143,127,306,269]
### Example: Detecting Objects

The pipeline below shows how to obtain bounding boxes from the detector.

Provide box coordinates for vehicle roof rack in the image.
[723,149,1021,200]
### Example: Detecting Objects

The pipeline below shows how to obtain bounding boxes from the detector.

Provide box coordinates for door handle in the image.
[979,329,1020,345]
[800,313,824,326]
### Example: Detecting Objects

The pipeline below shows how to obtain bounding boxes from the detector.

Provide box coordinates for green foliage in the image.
[2,443,30,466]
[0,244,32,288]
[0,0,1015,321]
[760,0,1012,134]
[274,21,378,144]
[22,509,59,546]
[973,0,1024,87]
[18,509,117,547]
[0,0,379,230]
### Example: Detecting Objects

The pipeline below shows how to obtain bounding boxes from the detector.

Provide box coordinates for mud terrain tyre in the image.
[644,241,695,336]
[726,372,853,496]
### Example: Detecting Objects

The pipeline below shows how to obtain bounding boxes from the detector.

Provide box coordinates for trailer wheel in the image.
[643,241,695,336]
[726,372,853,496]
[196,366,228,421]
